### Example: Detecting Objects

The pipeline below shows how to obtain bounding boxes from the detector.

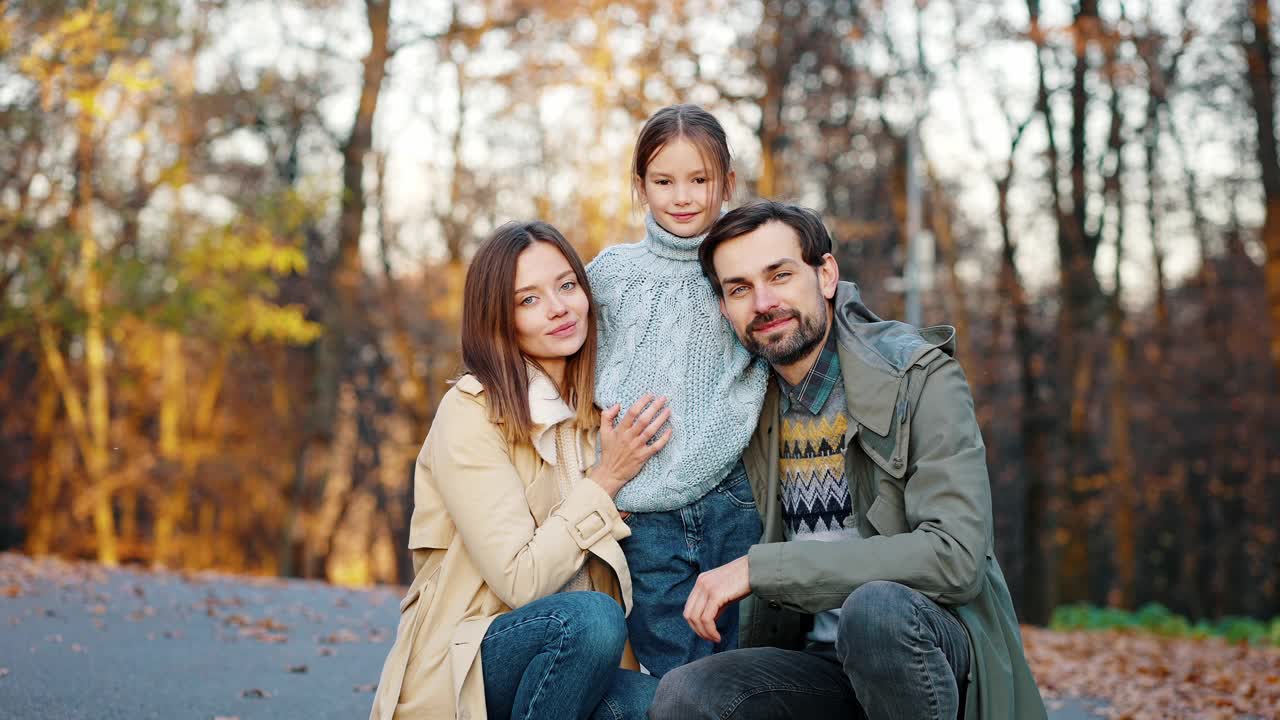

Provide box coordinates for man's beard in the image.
[742,300,828,367]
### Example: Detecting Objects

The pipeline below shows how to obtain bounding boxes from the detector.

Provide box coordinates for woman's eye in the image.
[694,177,707,184]
[519,296,536,306]
[561,281,577,291]
[654,179,670,185]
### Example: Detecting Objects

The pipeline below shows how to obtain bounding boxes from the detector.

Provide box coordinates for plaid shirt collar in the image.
[778,330,840,416]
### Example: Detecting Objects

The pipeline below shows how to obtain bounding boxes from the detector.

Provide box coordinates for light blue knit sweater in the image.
[586,213,769,513]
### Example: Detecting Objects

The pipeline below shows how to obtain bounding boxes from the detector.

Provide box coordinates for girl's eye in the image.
[653,179,670,185]
[561,281,577,292]
[694,177,707,184]
[520,296,537,306]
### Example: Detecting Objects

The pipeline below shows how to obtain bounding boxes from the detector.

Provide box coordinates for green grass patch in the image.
[1048,603,1280,646]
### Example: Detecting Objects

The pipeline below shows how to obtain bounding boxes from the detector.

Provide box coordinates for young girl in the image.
[587,105,769,677]
[370,222,670,720]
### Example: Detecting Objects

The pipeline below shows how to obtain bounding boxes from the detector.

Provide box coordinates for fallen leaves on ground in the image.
[318,628,360,645]
[1023,625,1280,719]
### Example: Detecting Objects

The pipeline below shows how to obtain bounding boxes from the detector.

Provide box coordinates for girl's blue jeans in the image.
[618,460,763,677]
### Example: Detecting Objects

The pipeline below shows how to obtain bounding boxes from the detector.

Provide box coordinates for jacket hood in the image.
[831,281,956,441]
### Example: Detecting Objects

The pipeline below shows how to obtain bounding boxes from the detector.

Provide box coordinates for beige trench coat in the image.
[369,373,636,720]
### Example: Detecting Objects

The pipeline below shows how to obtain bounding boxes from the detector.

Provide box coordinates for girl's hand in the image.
[589,394,673,497]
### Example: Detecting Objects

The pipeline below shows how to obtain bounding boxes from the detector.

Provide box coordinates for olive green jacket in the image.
[738,282,1046,720]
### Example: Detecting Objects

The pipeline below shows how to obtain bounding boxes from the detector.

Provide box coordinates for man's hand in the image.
[683,555,751,643]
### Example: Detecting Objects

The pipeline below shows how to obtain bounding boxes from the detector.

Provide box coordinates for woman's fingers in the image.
[646,428,673,456]
[629,395,665,432]
[601,403,621,430]
[640,407,672,441]
[623,394,656,428]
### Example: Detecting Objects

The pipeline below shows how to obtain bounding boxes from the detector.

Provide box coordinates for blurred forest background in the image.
[1,0,1278,627]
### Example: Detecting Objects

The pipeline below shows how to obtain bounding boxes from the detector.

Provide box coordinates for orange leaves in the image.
[1024,626,1280,719]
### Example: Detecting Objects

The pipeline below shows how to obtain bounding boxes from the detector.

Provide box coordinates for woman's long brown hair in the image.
[460,221,599,445]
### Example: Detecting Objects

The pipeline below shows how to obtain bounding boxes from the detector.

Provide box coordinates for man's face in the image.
[712,221,839,368]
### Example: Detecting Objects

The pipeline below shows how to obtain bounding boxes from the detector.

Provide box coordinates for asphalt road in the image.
[0,553,1104,719]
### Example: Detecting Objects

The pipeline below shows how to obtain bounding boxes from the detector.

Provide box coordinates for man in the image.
[648,200,1045,720]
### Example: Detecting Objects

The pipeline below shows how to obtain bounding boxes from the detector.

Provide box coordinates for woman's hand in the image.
[589,394,673,497]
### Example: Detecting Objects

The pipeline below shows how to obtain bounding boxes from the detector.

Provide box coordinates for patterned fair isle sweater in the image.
[778,332,863,644]
[587,213,769,513]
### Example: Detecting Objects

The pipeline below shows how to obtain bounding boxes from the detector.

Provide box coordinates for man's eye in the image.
[774,272,792,281]
[729,286,748,297]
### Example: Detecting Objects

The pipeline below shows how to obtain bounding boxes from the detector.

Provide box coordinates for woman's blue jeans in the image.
[480,591,657,720]
[619,461,763,677]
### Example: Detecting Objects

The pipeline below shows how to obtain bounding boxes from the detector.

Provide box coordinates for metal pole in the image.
[904,122,923,328]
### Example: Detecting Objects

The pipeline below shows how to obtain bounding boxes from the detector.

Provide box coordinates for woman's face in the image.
[512,241,590,369]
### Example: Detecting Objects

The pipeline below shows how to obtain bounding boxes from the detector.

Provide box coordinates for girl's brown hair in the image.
[632,104,735,207]
[460,221,599,445]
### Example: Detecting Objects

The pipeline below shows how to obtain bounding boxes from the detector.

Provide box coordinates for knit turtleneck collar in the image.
[642,212,709,261]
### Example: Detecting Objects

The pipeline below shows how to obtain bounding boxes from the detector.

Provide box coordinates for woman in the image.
[370,221,670,720]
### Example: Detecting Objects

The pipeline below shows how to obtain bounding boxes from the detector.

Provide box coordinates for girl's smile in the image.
[641,137,732,238]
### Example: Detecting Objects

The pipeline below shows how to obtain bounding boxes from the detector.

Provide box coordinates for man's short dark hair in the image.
[699,200,833,296]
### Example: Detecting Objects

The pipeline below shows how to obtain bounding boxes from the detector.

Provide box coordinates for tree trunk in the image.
[25,378,61,557]
[1057,0,1106,606]
[68,112,118,566]
[284,0,391,577]
[152,332,197,568]
[1246,0,1280,379]
[756,0,790,198]
[1098,40,1137,609]
[926,166,973,381]
[997,167,1051,623]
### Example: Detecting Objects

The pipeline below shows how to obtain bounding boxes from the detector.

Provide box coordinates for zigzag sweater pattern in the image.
[586,213,769,513]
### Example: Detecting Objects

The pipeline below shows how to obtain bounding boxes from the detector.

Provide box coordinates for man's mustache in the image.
[747,308,800,334]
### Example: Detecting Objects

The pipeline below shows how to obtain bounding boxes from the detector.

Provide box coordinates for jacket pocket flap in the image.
[867,492,909,537]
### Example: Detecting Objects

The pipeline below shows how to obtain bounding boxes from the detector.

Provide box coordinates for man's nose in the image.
[754,286,780,314]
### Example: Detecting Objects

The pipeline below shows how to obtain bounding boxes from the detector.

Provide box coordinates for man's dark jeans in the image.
[648,581,971,720]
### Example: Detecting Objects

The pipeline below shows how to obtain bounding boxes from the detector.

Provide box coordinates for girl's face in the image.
[639,136,735,238]
[512,241,590,377]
